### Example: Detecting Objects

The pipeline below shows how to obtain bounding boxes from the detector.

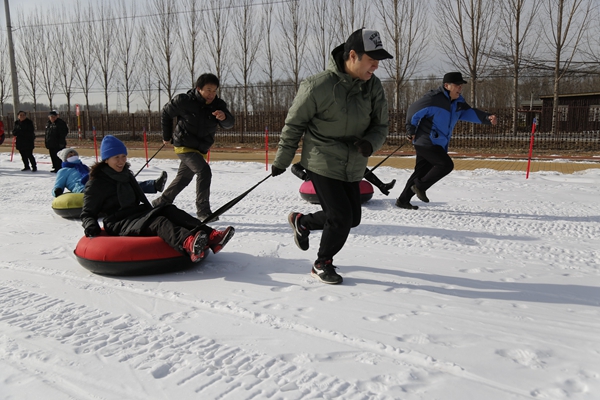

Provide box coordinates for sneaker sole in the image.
[310,271,343,284]
[211,227,235,254]
[288,213,309,251]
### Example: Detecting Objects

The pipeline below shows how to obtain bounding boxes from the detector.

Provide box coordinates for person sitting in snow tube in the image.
[292,163,395,195]
[52,147,169,219]
[79,135,235,274]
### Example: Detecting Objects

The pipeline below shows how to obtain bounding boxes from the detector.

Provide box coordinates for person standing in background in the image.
[45,110,69,173]
[13,111,37,172]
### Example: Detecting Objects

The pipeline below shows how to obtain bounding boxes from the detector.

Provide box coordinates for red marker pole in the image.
[93,127,98,162]
[526,118,537,179]
[265,126,269,170]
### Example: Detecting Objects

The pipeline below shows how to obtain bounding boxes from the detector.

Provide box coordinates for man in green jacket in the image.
[271,28,392,284]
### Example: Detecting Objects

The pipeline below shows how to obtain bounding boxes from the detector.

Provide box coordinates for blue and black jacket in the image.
[407,86,491,151]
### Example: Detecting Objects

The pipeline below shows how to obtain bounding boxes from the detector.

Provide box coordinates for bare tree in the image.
[259,1,278,112]
[277,0,309,91]
[72,3,98,133]
[38,18,58,110]
[200,0,232,81]
[15,11,42,113]
[232,0,263,116]
[497,0,542,135]
[147,0,181,100]
[138,31,158,128]
[542,0,593,134]
[435,0,498,107]
[330,0,372,44]
[0,33,10,115]
[378,0,429,110]
[53,5,78,119]
[92,0,117,114]
[179,0,202,87]
[306,0,334,74]
[115,0,141,114]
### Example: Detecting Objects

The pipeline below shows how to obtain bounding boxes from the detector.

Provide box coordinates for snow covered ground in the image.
[1,151,599,400]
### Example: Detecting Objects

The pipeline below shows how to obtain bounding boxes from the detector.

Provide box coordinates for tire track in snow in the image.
[0,286,385,399]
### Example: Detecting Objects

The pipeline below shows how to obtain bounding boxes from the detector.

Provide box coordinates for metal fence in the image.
[4,107,600,153]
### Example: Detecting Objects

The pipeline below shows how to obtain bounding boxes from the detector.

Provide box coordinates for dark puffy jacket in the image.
[81,164,161,236]
[13,118,36,151]
[408,86,491,151]
[161,89,234,153]
[45,118,69,149]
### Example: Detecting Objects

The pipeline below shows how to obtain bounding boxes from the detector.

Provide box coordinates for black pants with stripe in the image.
[398,144,454,203]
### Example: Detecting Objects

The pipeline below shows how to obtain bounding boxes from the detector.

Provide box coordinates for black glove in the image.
[54,187,64,197]
[84,225,101,238]
[271,165,286,177]
[354,139,373,157]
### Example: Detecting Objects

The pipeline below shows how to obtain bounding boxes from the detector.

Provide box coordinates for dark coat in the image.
[13,118,36,151]
[45,118,69,149]
[81,164,163,236]
[161,89,234,153]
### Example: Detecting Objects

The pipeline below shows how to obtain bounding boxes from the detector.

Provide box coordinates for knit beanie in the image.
[58,147,79,162]
[100,135,127,161]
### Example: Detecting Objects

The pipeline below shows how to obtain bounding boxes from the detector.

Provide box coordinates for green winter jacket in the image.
[273,44,389,182]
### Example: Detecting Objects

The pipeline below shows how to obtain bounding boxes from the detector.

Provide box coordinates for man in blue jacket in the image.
[396,72,497,210]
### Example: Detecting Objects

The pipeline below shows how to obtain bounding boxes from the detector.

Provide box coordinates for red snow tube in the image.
[74,231,203,276]
[299,180,374,204]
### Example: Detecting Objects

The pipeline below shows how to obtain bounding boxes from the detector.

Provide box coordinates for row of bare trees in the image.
[1,0,599,135]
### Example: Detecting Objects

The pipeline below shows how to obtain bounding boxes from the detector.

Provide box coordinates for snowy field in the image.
[1,151,599,400]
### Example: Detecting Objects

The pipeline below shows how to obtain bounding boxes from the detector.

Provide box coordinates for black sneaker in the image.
[411,185,429,203]
[155,171,167,192]
[21,167,31,171]
[312,260,343,284]
[288,212,309,251]
[395,198,419,210]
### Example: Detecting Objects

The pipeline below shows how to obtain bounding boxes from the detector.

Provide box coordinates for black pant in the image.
[19,149,37,170]
[141,205,212,253]
[300,171,361,262]
[48,147,63,171]
[398,145,454,203]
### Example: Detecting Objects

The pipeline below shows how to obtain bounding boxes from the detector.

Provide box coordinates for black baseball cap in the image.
[48,110,59,116]
[345,28,393,60]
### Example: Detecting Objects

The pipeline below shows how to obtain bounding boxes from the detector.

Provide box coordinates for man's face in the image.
[49,114,58,122]
[345,50,380,81]
[444,83,463,100]
[197,84,218,104]
[18,112,26,121]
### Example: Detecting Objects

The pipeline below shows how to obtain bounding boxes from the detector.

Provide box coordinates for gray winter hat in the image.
[58,148,79,162]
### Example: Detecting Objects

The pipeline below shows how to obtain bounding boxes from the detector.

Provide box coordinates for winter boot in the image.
[411,185,429,203]
[288,212,309,251]
[208,226,235,254]
[183,231,209,263]
[395,198,418,210]
[154,171,168,192]
[364,170,395,196]
[311,259,343,284]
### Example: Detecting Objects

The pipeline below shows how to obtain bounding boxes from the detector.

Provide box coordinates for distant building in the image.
[538,92,600,132]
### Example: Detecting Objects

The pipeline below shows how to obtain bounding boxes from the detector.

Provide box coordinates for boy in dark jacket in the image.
[153,73,235,221]
[13,111,37,172]
[45,110,69,173]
